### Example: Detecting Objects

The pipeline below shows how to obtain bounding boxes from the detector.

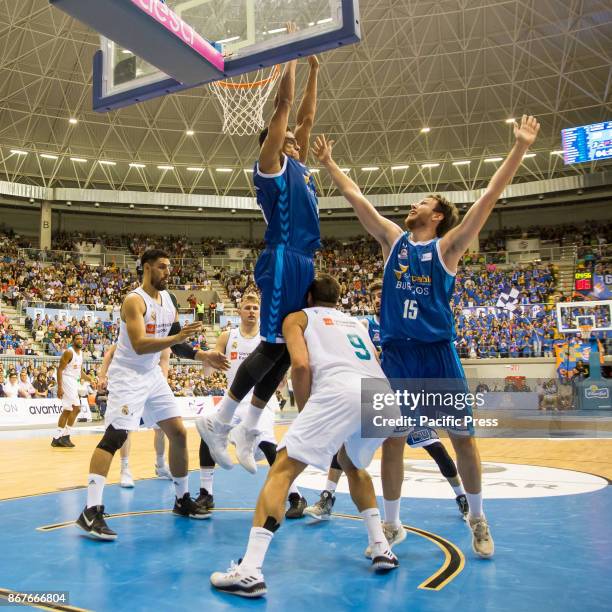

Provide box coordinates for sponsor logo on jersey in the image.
[323,318,334,326]
[146,323,156,334]
[421,252,432,261]
[230,351,238,360]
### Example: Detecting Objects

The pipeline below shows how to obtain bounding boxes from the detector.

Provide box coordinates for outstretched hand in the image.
[514,115,540,148]
[312,134,335,165]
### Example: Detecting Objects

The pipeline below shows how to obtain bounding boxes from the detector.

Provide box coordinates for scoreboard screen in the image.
[562,121,612,164]
[575,270,593,292]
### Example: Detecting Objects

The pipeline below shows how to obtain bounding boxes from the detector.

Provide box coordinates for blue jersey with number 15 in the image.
[380,234,456,344]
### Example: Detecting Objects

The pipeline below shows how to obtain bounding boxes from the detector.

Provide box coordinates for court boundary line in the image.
[36,508,463,591]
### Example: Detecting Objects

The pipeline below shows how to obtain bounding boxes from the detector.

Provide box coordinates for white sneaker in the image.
[370,543,399,572]
[120,469,134,488]
[364,522,406,558]
[210,560,267,598]
[196,414,233,470]
[229,423,260,474]
[155,464,172,479]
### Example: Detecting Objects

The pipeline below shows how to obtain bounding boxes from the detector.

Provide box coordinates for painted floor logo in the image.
[295,460,608,499]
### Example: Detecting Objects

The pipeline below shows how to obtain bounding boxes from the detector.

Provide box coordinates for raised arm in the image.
[282,311,311,412]
[294,55,319,162]
[440,115,540,271]
[314,135,402,260]
[259,47,298,174]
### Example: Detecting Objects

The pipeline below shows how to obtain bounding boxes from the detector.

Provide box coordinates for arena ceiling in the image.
[0,0,610,197]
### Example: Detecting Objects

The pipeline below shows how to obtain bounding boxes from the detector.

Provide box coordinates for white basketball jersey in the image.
[114,287,176,372]
[303,307,384,392]
[62,347,83,387]
[225,327,260,388]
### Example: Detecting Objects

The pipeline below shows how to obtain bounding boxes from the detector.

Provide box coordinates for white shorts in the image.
[105,363,181,431]
[278,381,397,472]
[61,383,79,409]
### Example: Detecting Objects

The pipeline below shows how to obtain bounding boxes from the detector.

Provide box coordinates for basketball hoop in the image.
[578,324,593,341]
[209,65,281,136]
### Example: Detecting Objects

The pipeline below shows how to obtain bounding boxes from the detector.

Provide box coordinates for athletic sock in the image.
[241,527,274,573]
[325,480,338,494]
[288,481,301,497]
[121,458,129,471]
[466,492,484,519]
[217,395,240,425]
[242,404,263,431]
[173,476,189,499]
[361,508,386,546]
[54,427,63,439]
[200,468,214,494]
[383,497,401,528]
[451,481,466,497]
[86,474,106,508]
[155,454,165,468]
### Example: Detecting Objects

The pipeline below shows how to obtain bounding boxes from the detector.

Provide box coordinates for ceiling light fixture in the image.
[40,153,58,160]
[391,165,409,171]
[484,157,503,163]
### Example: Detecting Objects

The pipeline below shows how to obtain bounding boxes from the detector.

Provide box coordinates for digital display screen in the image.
[562,121,612,164]
[575,270,593,292]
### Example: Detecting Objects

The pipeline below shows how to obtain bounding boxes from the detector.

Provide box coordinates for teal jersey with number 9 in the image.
[381,234,456,344]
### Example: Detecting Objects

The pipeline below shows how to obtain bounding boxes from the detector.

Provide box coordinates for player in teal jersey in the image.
[314,116,540,558]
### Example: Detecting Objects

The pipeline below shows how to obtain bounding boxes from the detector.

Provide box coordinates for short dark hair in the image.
[429,194,459,237]
[141,249,170,267]
[258,126,293,148]
[309,274,341,305]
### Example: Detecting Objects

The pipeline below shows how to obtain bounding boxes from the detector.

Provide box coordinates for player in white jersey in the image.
[211,275,400,598]
[51,333,91,448]
[196,294,307,518]
[97,344,173,488]
[76,249,229,541]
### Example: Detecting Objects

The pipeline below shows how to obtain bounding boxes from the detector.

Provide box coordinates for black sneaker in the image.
[51,437,66,447]
[173,492,211,519]
[196,488,215,510]
[285,493,307,519]
[456,494,469,521]
[76,505,117,541]
[61,435,75,448]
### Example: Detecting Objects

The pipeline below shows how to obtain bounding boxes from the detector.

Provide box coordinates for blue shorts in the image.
[382,339,473,435]
[255,245,315,343]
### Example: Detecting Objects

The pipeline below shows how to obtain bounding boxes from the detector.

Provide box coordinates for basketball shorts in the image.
[255,245,315,343]
[278,378,400,472]
[105,363,181,431]
[382,339,474,436]
[61,381,79,409]
[407,426,439,448]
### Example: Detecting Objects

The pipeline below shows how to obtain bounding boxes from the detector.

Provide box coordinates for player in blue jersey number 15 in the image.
[314,115,540,558]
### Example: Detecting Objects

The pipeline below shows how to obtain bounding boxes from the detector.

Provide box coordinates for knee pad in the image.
[424,441,457,479]
[330,452,342,471]
[97,425,128,455]
[229,343,287,400]
[258,441,277,466]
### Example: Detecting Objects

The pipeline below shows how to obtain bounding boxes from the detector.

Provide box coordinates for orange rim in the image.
[213,64,281,90]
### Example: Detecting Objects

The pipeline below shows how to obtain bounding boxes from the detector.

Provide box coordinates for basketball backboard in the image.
[51,0,361,112]
[556,300,612,334]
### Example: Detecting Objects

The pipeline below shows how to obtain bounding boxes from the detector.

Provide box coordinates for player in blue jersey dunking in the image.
[198,39,321,483]
[314,115,540,557]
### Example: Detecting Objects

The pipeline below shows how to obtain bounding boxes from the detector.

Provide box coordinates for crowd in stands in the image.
[1,220,611,360]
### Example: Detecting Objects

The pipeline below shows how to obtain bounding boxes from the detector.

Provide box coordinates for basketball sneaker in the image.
[155,464,173,479]
[230,423,260,474]
[468,515,494,558]
[76,505,117,541]
[285,493,307,519]
[456,494,469,521]
[120,468,134,488]
[61,435,75,448]
[196,488,215,510]
[196,415,233,470]
[304,490,335,520]
[210,560,267,598]
[364,522,407,558]
[370,544,400,572]
[173,492,211,519]
[51,437,67,448]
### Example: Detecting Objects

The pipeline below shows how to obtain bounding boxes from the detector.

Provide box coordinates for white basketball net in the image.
[209,66,281,136]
